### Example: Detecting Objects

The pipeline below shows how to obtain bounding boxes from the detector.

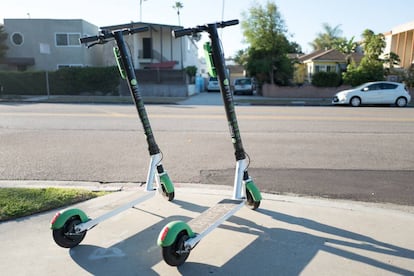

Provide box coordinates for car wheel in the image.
[396,97,407,107]
[350,96,361,107]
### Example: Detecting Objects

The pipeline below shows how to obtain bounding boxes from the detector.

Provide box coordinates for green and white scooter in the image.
[157,20,262,266]
[50,26,175,248]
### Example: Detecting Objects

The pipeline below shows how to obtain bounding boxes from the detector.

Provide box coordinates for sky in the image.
[2,0,414,57]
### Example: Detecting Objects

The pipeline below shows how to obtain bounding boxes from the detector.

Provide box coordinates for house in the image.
[295,49,363,83]
[100,21,199,70]
[1,18,199,72]
[1,18,101,71]
[383,21,414,69]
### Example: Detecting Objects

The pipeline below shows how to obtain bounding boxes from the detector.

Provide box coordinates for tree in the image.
[184,65,197,83]
[172,2,183,26]
[234,49,248,67]
[383,52,400,69]
[310,23,346,51]
[241,1,294,85]
[0,24,8,60]
[342,29,386,86]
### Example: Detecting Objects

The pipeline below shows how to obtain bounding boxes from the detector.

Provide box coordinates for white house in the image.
[1,18,200,72]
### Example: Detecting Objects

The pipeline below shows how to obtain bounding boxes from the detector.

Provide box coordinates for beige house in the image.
[295,49,363,83]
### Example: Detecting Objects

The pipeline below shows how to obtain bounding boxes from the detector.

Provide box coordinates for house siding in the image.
[4,19,101,71]
[384,21,414,69]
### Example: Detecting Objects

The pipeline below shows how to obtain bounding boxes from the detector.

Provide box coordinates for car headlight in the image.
[337,93,347,101]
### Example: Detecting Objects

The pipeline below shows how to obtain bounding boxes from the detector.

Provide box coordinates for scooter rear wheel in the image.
[246,189,260,210]
[162,230,190,266]
[52,216,86,248]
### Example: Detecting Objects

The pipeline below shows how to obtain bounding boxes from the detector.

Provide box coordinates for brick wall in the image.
[261,84,351,98]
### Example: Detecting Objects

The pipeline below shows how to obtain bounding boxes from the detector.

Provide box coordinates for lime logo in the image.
[224,79,229,86]
[131,79,137,86]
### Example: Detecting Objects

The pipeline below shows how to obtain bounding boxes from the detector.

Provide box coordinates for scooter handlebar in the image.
[129,26,150,34]
[218,19,239,28]
[172,28,195,38]
[172,19,239,38]
[80,26,149,44]
[80,35,101,44]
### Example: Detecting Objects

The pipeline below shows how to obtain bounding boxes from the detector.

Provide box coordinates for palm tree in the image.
[310,23,344,51]
[172,2,184,26]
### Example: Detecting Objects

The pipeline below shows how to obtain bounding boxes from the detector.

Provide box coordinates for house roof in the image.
[101,21,182,31]
[298,49,364,63]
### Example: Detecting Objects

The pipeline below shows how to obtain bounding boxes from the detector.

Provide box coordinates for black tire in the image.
[161,184,174,201]
[246,188,260,210]
[350,96,361,107]
[396,97,408,107]
[52,216,86,248]
[162,230,190,266]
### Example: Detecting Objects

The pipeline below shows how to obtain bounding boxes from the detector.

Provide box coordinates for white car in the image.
[233,78,254,95]
[332,81,411,107]
[207,77,220,92]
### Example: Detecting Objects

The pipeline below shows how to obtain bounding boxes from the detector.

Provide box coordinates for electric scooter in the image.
[50,26,175,248]
[157,20,262,266]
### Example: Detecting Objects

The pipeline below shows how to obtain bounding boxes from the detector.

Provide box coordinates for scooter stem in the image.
[145,153,162,191]
[233,159,247,199]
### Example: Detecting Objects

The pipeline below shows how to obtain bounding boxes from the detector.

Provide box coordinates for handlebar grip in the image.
[220,19,239,28]
[172,28,195,38]
[80,35,100,44]
[130,26,149,34]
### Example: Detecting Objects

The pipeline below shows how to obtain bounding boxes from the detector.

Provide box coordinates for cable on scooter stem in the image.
[172,19,239,38]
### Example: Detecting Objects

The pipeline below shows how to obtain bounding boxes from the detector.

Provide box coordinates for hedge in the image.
[311,71,342,87]
[0,66,120,96]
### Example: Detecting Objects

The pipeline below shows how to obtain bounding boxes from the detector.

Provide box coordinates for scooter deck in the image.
[188,199,244,234]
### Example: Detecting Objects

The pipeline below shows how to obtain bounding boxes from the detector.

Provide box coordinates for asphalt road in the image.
[1,99,414,205]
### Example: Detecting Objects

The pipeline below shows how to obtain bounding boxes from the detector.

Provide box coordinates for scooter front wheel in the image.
[161,184,174,201]
[162,230,190,266]
[52,216,86,248]
[246,189,260,210]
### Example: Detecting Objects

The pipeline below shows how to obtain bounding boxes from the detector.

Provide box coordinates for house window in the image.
[11,32,24,46]
[315,65,326,73]
[142,37,152,58]
[55,33,81,46]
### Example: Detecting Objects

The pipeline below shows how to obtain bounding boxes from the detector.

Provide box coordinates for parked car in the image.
[207,77,220,92]
[233,78,254,95]
[332,81,411,107]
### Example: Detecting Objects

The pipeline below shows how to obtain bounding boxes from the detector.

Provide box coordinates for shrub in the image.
[0,71,47,95]
[0,66,120,96]
[49,66,120,95]
[311,71,342,87]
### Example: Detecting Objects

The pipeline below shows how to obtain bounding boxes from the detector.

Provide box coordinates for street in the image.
[1,101,414,205]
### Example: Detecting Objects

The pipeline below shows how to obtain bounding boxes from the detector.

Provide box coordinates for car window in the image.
[209,77,218,82]
[235,79,251,85]
[380,83,397,90]
[366,84,381,91]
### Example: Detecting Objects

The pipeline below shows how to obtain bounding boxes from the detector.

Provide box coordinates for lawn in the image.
[0,187,106,221]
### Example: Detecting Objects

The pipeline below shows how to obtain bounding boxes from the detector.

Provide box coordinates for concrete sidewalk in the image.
[0,181,413,275]
[0,93,335,106]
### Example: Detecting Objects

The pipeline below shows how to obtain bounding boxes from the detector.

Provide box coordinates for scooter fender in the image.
[157,220,195,247]
[159,172,174,194]
[246,179,262,202]
[50,208,89,230]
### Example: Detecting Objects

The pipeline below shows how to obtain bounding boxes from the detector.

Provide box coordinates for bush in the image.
[0,66,120,96]
[311,71,342,87]
[0,71,47,95]
[342,59,385,87]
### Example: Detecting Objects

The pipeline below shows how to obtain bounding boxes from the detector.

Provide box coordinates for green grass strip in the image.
[0,187,106,221]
